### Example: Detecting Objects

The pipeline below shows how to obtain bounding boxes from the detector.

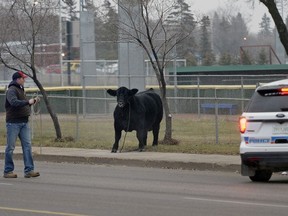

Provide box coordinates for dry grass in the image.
[0,113,240,155]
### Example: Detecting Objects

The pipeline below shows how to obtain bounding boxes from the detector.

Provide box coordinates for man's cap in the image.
[12,71,28,80]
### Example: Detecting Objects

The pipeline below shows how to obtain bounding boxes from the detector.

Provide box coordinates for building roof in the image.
[168,64,288,73]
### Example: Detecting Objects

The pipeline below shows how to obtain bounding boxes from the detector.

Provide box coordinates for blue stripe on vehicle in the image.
[244,136,288,144]
[271,136,288,144]
[244,137,270,144]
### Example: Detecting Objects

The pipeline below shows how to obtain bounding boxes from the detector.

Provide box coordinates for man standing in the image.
[4,71,40,178]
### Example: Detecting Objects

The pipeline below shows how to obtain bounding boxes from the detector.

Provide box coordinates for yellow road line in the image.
[0,206,89,216]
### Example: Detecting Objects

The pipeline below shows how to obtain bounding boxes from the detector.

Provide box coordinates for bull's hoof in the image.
[138,148,145,152]
[111,149,117,153]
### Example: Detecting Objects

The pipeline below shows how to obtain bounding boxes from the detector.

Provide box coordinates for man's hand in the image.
[29,96,40,105]
[34,96,40,104]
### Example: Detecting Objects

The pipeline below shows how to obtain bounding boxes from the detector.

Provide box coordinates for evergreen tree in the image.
[241,50,253,65]
[219,53,232,65]
[185,53,198,66]
[95,0,118,59]
[84,0,97,11]
[230,13,248,56]
[167,0,196,32]
[259,13,272,36]
[257,48,268,64]
[200,16,210,55]
[257,13,273,47]
[213,15,231,55]
[199,16,214,65]
[62,0,78,21]
[212,12,249,65]
[166,0,197,63]
[102,0,118,25]
[212,12,221,54]
[202,52,215,66]
[103,0,118,59]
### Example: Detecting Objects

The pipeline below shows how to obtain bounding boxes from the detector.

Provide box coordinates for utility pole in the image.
[59,0,64,86]
[66,21,72,85]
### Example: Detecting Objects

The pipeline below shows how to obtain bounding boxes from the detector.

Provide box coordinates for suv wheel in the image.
[249,170,272,182]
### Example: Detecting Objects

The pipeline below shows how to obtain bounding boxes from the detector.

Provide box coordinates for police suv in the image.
[240,79,288,182]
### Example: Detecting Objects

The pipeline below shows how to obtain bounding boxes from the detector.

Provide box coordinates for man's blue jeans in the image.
[4,122,34,174]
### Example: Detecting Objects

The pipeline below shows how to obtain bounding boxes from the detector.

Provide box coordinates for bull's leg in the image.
[111,129,121,153]
[152,123,160,146]
[136,130,147,152]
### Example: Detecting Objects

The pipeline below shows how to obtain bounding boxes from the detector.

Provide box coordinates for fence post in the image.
[197,76,200,117]
[82,79,86,118]
[173,51,178,113]
[241,76,244,113]
[76,98,80,141]
[214,88,219,144]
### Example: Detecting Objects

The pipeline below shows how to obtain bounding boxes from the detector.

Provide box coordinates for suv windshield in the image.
[246,87,288,112]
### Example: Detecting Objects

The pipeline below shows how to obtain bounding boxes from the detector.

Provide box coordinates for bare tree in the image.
[117,0,195,144]
[259,0,288,54]
[247,0,288,55]
[0,0,62,140]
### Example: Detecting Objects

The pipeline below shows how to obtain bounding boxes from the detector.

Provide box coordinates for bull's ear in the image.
[107,89,117,97]
[130,88,138,95]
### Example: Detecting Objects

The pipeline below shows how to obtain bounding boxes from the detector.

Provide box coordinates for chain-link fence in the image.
[1,74,286,148]
[0,94,240,149]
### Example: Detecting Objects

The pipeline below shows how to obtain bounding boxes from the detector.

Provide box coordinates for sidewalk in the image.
[0,146,241,172]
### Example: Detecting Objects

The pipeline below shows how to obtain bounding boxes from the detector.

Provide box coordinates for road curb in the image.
[6,153,241,173]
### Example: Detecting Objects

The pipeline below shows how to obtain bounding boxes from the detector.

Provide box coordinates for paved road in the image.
[0,161,288,216]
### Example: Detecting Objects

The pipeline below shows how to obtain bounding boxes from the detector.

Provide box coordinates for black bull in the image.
[107,87,163,153]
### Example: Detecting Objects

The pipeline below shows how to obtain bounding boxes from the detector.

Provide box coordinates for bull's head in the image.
[107,87,138,108]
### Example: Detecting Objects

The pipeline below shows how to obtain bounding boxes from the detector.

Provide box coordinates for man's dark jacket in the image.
[5,81,31,123]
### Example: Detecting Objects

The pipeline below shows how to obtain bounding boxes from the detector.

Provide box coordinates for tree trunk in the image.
[156,67,178,145]
[260,0,288,55]
[162,95,172,140]
[33,78,62,140]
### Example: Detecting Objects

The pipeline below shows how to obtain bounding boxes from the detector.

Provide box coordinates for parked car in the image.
[45,64,62,74]
[239,79,288,182]
[45,64,68,74]
[95,63,118,74]
[105,63,118,74]
[70,61,80,73]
